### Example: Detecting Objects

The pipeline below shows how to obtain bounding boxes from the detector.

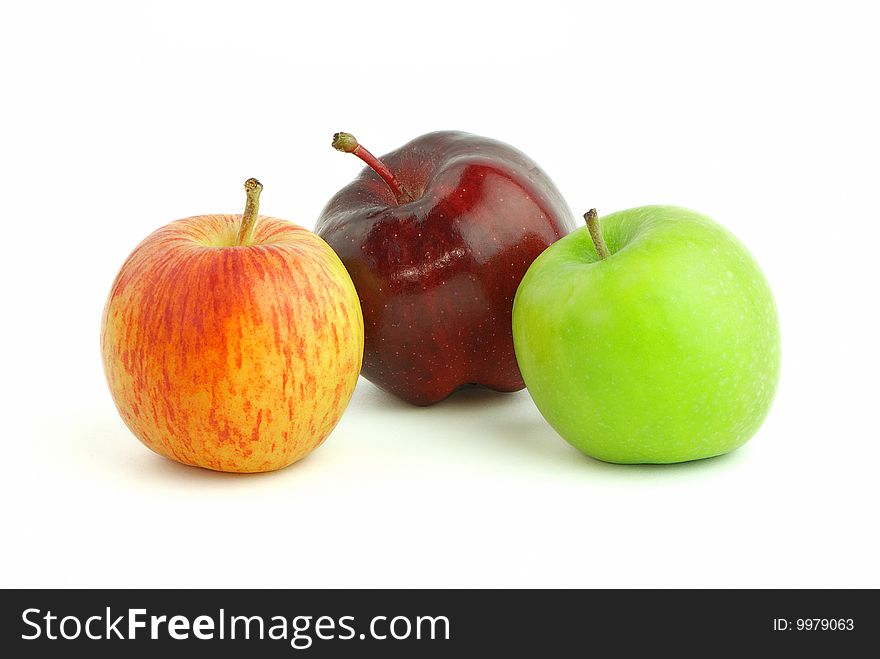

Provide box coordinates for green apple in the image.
[512,205,780,464]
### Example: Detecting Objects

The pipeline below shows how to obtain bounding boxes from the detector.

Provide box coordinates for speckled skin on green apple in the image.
[512,206,780,464]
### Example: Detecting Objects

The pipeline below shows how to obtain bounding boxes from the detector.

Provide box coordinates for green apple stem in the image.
[332,132,413,204]
[585,209,610,260]
[236,178,263,246]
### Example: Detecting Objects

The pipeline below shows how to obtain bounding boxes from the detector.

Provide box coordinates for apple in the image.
[316,131,576,405]
[101,179,364,473]
[512,206,780,464]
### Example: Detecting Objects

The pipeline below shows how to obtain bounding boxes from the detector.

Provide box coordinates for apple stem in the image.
[332,132,413,204]
[236,178,263,246]
[585,209,610,260]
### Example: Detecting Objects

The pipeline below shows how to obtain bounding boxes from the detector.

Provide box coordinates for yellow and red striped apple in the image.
[101,179,364,473]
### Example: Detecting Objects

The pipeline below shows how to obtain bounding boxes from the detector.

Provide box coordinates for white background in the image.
[2,1,878,588]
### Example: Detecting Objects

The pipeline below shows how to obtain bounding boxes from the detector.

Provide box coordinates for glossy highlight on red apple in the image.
[317,131,576,405]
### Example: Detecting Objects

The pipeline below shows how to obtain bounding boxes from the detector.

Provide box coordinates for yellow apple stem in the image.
[585,209,610,260]
[236,178,263,246]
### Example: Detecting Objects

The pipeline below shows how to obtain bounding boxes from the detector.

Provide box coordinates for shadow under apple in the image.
[354,379,751,476]
[73,410,318,485]
[85,379,749,484]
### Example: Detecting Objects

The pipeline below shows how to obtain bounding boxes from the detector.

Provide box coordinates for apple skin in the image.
[512,205,780,464]
[317,131,576,405]
[101,214,364,473]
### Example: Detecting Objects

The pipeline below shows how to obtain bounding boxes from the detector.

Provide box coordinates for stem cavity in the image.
[332,132,412,204]
[236,178,263,246]
[585,209,610,260]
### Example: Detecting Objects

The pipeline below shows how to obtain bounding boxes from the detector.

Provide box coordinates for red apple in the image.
[101,179,364,472]
[317,131,575,405]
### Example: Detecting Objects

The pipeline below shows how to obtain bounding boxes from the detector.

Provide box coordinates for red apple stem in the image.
[584,209,610,260]
[236,178,263,246]
[332,132,413,204]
